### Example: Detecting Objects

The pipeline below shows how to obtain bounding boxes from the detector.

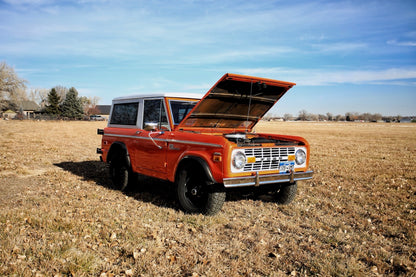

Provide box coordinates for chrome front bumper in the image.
[223,171,313,188]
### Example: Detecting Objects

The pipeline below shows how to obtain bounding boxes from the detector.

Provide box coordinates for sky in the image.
[1,0,415,116]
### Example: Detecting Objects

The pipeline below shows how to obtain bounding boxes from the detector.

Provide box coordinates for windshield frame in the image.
[165,97,200,130]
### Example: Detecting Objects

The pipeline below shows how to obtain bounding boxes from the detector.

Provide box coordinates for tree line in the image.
[295,110,384,122]
[264,110,407,122]
[0,61,100,119]
[42,86,100,119]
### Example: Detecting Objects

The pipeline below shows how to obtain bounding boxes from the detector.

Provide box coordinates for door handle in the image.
[148,131,163,149]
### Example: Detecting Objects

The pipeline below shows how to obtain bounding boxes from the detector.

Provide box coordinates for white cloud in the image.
[1,0,411,63]
[387,40,416,47]
[3,0,53,5]
[235,67,416,86]
[311,42,367,52]
[175,46,297,65]
[76,87,99,97]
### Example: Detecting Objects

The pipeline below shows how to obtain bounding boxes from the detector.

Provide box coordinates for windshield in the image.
[169,100,198,125]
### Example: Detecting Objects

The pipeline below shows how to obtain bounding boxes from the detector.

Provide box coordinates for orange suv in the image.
[97,73,313,215]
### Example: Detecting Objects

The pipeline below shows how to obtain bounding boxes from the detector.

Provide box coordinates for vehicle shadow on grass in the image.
[54,161,178,210]
[54,161,110,188]
[54,161,276,212]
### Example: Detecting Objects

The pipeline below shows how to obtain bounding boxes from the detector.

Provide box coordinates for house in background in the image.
[95,105,111,119]
[20,100,40,119]
[2,109,17,119]
[1,100,40,119]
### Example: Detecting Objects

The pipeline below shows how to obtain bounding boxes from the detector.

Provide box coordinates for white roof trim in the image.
[113,92,204,102]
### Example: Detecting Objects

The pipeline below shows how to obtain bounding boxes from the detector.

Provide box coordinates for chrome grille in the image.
[243,147,295,172]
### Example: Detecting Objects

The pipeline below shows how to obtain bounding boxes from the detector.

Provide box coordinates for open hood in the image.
[177,73,296,132]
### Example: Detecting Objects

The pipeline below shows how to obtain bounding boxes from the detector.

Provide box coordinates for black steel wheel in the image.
[176,166,225,215]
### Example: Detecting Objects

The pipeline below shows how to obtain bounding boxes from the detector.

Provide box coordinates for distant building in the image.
[2,109,16,119]
[1,100,40,119]
[20,100,40,119]
[400,117,414,123]
[96,105,111,115]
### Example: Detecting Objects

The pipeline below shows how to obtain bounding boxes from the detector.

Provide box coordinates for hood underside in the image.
[178,73,295,132]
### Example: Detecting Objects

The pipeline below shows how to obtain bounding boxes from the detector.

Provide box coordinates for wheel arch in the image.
[107,142,131,168]
[175,156,218,185]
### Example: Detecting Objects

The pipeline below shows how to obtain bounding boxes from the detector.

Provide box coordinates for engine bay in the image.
[224,133,301,147]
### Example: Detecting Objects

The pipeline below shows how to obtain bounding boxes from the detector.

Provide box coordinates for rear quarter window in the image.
[110,102,139,125]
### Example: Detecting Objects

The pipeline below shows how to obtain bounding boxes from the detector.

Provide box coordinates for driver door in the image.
[133,98,170,179]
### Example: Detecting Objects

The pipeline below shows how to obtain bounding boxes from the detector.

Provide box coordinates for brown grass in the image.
[0,120,415,276]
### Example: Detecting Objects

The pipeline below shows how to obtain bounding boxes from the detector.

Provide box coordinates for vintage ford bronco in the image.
[97,73,313,215]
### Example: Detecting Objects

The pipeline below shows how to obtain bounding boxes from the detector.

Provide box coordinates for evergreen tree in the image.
[44,88,61,115]
[60,87,83,119]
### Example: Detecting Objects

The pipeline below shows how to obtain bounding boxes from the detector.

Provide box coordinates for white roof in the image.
[113,92,204,102]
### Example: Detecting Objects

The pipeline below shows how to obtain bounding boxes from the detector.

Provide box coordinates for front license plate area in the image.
[279,161,294,174]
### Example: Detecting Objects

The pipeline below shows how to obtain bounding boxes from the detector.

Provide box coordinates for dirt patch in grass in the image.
[1,120,415,276]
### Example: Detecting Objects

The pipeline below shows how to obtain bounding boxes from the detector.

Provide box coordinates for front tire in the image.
[274,182,297,204]
[176,167,225,215]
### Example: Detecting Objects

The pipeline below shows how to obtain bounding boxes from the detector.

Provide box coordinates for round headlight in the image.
[295,149,306,165]
[233,151,246,169]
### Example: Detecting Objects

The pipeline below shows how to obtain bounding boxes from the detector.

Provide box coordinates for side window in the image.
[143,99,169,130]
[110,102,139,125]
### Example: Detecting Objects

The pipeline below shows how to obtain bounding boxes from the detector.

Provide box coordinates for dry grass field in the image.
[0,120,415,276]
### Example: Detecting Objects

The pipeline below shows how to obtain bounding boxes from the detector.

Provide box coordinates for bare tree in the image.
[326,112,333,121]
[53,85,68,104]
[9,87,28,105]
[318,114,327,121]
[335,114,344,121]
[361,113,371,122]
[0,61,28,110]
[29,88,49,109]
[345,112,360,121]
[90,96,100,107]
[309,113,319,121]
[371,113,382,122]
[79,96,101,115]
[79,96,91,115]
[298,110,309,121]
[283,113,293,121]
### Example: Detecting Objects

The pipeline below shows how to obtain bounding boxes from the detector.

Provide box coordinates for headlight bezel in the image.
[295,148,307,165]
[232,150,246,170]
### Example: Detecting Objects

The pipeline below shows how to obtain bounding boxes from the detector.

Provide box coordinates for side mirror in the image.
[144,122,158,131]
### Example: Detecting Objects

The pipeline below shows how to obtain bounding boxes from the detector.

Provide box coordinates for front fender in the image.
[172,152,223,185]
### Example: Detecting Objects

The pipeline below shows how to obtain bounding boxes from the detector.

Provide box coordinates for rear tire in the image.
[274,182,297,204]
[109,154,130,191]
[176,166,225,215]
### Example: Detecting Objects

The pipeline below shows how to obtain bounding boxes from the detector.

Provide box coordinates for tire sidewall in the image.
[274,182,297,204]
[176,168,203,213]
[109,155,129,191]
[176,167,225,215]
